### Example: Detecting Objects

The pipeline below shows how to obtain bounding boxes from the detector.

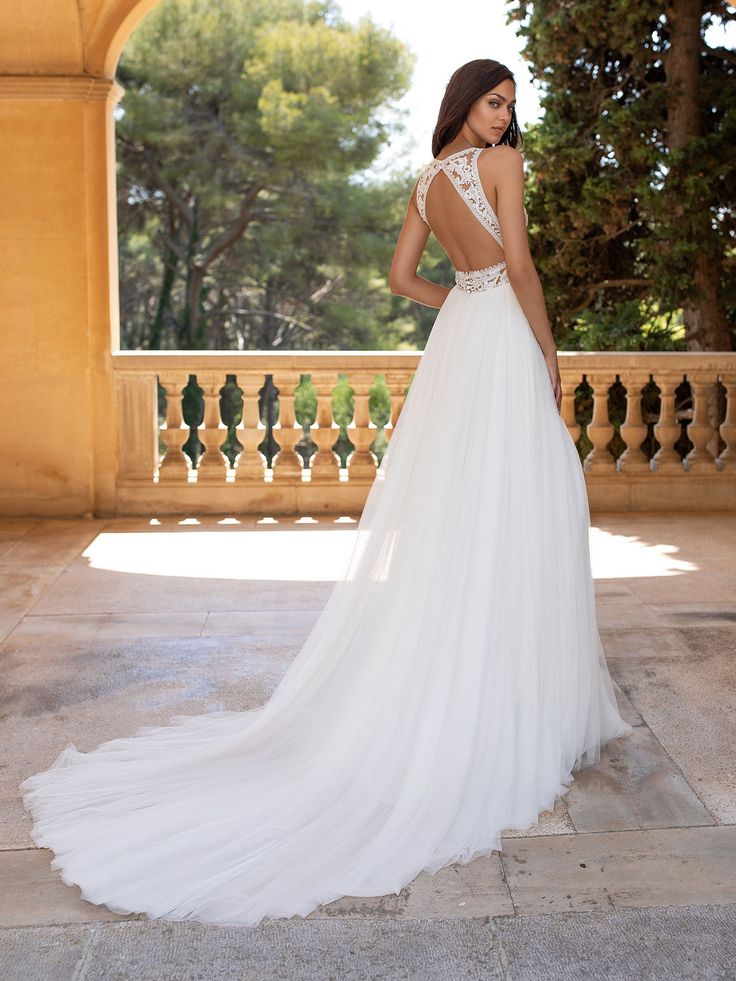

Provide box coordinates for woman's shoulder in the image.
[477,144,526,182]
[478,144,525,165]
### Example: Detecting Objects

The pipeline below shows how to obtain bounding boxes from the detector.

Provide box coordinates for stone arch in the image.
[0,0,167,517]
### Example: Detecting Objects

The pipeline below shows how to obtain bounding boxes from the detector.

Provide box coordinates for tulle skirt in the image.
[20,277,632,927]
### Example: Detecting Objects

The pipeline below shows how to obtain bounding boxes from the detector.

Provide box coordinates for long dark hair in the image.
[431,59,522,158]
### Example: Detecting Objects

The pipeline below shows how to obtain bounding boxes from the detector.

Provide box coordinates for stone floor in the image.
[1,512,735,980]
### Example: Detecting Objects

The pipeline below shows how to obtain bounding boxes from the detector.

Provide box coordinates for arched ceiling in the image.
[0,0,160,78]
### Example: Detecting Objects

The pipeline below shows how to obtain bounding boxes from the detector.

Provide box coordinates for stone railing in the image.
[112,351,736,515]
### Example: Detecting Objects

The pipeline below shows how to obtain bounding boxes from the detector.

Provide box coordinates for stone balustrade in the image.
[112,351,736,514]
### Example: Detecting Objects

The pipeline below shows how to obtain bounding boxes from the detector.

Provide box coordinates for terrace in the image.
[2,510,735,977]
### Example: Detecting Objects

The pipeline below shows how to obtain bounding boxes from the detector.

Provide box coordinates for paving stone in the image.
[0,850,136,927]
[611,679,644,727]
[599,627,692,658]
[0,924,91,981]
[596,604,666,629]
[500,796,576,838]
[593,581,639,602]
[78,918,506,981]
[0,567,62,643]
[202,609,321,637]
[653,603,736,626]
[611,647,736,824]
[0,520,39,561]
[565,724,715,833]
[0,519,105,568]
[4,906,735,980]
[310,855,514,920]
[495,903,736,981]
[31,564,335,615]
[12,612,209,640]
[498,826,736,915]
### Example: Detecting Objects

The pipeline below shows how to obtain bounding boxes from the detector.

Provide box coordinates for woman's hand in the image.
[543,351,562,414]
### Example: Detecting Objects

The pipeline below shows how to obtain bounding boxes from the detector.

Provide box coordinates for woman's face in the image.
[465,78,516,144]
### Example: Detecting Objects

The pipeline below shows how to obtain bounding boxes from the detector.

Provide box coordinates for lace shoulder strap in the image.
[439,147,504,249]
[415,160,442,225]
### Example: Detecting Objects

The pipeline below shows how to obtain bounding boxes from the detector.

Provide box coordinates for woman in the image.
[21,59,631,928]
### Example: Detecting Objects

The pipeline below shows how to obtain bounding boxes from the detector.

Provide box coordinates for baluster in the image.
[271,371,304,482]
[233,374,266,482]
[652,371,685,473]
[157,373,189,481]
[584,371,616,473]
[309,372,340,482]
[386,370,414,439]
[559,368,581,445]
[684,371,717,473]
[196,373,227,481]
[718,370,736,468]
[347,372,377,480]
[618,369,652,474]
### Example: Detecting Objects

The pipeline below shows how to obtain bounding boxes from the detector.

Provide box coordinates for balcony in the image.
[113,350,736,516]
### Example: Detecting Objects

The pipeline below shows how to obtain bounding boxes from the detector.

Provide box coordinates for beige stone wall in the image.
[0,1,159,517]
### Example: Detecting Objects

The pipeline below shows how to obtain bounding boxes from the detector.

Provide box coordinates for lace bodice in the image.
[415,146,528,250]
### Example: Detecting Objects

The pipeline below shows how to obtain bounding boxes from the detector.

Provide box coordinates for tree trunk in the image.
[150,206,179,349]
[666,0,732,350]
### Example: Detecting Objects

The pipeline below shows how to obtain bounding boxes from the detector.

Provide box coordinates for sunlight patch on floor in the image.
[82,530,358,581]
[589,527,698,580]
[79,525,701,584]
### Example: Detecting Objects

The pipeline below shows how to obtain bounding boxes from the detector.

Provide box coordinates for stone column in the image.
[0,75,123,516]
[684,373,717,473]
[584,371,616,473]
[347,372,378,480]
[618,369,652,474]
[271,371,304,482]
[718,371,736,469]
[652,371,685,474]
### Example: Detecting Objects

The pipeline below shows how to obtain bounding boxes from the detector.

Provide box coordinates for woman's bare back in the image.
[412,146,526,273]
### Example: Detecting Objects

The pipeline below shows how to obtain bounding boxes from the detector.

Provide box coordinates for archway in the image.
[0,0,165,517]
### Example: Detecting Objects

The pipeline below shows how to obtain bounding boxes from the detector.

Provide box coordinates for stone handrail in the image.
[112,351,736,514]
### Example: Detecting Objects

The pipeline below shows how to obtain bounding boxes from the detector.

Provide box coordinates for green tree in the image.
[116,0,413,349]
[507,0,735,350]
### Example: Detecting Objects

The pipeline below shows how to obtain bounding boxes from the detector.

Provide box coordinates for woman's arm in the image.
[389,192,452,308]
[484,147,557,357]
[485,147,561,411]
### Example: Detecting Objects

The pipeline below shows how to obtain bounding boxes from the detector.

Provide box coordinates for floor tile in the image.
[201,609,321,637]
[595,604,665,629]
[0,519,105,568]
[11,612,208,640]
[0,567,61,642]
[611,647,736,824]
[0,850,136,926]
[79,918,507,981]
[310,855,513,920]
[565,724,714,833]
[499,825,736,914]
[651,603,736,626]
[0,923,92,981]
[599,627,691,658]
[495,903,736,981]
[30,566,334,615]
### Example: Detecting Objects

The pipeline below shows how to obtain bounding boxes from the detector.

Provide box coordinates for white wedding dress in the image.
[21,145,631,927]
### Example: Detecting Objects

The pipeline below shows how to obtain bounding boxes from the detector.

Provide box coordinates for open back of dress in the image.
[414,146,528,287]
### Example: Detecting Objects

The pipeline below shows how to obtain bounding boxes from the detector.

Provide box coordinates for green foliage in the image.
[507,0,736,349]
[116,0,414,350]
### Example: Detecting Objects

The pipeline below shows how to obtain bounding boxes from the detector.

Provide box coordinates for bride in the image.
[21,58,631,927]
